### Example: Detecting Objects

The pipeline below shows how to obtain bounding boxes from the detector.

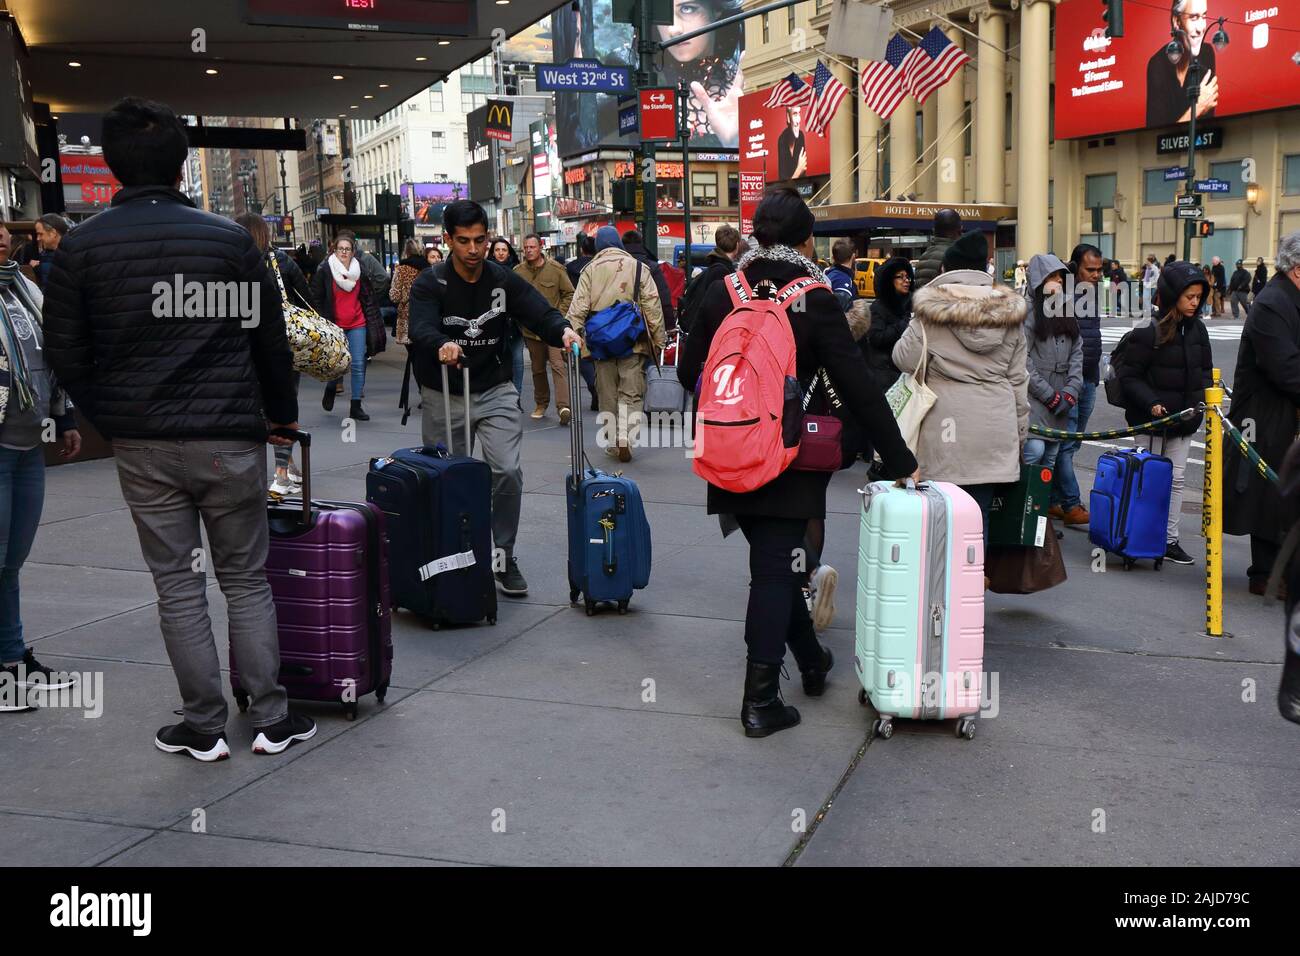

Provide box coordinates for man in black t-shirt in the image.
[408,201,582,597]
[1145,0,1219,129]
[776,106,808,181]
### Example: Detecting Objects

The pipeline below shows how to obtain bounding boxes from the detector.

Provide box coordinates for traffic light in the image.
[1102,0,1124,38]
[613,178,638,214]
[1198,220,1215,237]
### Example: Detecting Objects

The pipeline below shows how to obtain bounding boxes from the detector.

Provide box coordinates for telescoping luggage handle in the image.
[269,427,312,525]
[438,363,473,457]
[567,343,592,488]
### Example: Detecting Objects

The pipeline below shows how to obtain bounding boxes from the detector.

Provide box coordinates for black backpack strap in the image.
[399,351,414,426]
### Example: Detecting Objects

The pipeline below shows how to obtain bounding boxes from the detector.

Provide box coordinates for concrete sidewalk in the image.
[4,349,1296,866]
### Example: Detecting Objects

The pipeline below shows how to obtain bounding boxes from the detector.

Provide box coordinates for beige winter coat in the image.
[891,269,1029,486]
[565,246,666,360]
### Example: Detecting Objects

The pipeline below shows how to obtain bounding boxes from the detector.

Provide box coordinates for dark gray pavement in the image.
[5,342,1296,867]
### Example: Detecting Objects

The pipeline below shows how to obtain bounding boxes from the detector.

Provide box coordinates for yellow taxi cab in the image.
[853,257,889,298]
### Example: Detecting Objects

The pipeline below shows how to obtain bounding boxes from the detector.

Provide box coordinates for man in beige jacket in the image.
[515,234,575,423]
[566,226,665,462]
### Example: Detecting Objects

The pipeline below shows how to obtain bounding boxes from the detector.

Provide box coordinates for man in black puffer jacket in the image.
[912,209,962,289]
[44,97,311,763]
[1049,243,1105,527]
[1116,261,1214,566]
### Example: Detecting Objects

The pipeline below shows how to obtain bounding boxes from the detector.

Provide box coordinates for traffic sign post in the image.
[536,59,631,94]
[1194,178,1231,194]
[1163,166,1189,181]
[638,87,678,141]
[1175,205,1206,220]
[1176,193,1202,207]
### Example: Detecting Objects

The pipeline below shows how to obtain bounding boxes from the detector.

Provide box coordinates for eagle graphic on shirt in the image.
[443,308,503,339]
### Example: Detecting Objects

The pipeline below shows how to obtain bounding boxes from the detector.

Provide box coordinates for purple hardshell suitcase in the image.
[231,430,393,721]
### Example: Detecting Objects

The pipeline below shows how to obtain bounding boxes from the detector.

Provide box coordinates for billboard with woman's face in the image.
[551,0,744,156]
[1054,0,1300,139]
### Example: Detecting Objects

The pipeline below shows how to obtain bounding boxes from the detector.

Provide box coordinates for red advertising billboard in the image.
[739,85,831,184]
[639,87,678,141]
[739,172,765,236]
[1054,0,1300,139]
[59,153,122,205]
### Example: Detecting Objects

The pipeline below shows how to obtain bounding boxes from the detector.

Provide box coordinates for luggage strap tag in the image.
[418,549,476,581]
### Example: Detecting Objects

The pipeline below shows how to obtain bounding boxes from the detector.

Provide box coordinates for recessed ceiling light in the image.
[495,0,510,5]
[68,61,81,67]
[379,83,389,88]
[205,68,219,75]
[416,56,428,61]
[363,94,374,99]
[350,105,359,109]
[333,74,344,80]
[438,40,451,45]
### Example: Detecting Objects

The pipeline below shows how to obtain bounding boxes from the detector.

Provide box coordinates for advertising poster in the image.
[401,182,468,225]
[1054,0,1300,139]
[550,0,745,155]
[59,153,123,206]
[738,85,831,184]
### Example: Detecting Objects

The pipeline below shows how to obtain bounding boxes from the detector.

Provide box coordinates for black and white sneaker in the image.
[1165,541,1195,565]
[0,666,36,713]
[14,650,77,691]
[155,722,231,762]
[251,712,318,755]
[495,556,529,596]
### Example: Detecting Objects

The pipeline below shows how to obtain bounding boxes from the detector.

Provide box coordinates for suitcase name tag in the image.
[418,549,477,582]
[289,568,307,577]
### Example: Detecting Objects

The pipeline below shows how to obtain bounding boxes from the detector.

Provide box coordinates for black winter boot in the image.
[740,661,801,738]
[350,400,370,422]
[322,382,336,412]
[787,630,834,697]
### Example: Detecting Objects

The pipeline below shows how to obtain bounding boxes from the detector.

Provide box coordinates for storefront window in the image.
[1208,160,1244,199]
[1085,173,1117,209]
[1144,168,1178,206]
[1286,155,1300,195]
[692,171,719,207]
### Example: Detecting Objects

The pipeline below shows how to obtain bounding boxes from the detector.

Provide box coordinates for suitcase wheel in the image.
[1154,558,1164,571]
[857,688,868,708]
[956,718,976,740]
[569,587,579,607]
[585,600,596,616]
[873,718,893,740]
[617,600,628,615]
[375,682,388,704]
[1122,557,1136,571]
[430,620,442,631]
[343,702,358,721]
[487,615,497,625]
[234,690,250,714]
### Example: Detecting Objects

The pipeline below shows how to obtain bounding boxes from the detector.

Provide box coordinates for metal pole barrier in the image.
[1203,367,1227,638]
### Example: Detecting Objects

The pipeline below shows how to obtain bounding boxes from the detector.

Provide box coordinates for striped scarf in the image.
[0,262,39,412]
[737,243,831,286]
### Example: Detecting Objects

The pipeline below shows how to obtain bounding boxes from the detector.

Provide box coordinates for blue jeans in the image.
[959,482,998,548]
[511,332,525,396]
[0,447,46,663]
[330,325,368,401]
[1051,382,1094,510]
[1023,437,1063,470]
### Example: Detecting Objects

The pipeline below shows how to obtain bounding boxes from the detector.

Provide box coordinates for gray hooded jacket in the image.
[1023,254,1083,430]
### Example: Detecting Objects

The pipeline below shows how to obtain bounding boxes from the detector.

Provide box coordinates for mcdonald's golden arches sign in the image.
[485,100,513,142]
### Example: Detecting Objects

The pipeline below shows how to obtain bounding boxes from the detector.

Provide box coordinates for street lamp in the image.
[1169,17,1229,260]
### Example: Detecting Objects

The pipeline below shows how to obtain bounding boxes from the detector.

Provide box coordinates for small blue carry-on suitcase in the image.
[366,365,498,628]
[565,347,652,614]
[1089,446,1174,570]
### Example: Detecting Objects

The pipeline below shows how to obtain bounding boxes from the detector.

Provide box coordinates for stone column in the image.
[859,99,882,201]
[1016,0,1052,257]
[936,27,966,204]
[974,7,1007,204]
[829,59,856,203]
[922,94,938,200]
[888,95,917,199]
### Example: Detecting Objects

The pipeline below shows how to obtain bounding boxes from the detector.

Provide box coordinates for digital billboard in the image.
[401,182,467,224]
[1054,0,1300,139]
[550,0,744,156]
[738,85,831,184]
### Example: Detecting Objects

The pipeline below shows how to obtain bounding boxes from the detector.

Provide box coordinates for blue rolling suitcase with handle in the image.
[1089,446,1174,570]
[366,365,498,628]
[565,346,652,615]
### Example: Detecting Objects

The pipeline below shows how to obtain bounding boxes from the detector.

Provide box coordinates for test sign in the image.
[638,87,678,142]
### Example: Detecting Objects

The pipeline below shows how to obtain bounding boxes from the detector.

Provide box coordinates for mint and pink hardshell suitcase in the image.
[231,430,393,722]
[855,480,985,740]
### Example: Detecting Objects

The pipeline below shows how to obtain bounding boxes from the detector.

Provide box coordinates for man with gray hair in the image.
[31,214,71,289]
[1225,231,1300,610]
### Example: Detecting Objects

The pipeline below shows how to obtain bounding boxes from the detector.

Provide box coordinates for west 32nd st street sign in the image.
[536,59,631,93]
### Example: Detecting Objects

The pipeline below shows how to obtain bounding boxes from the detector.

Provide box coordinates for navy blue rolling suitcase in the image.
[1088,446,1174,570]
[565,347,652,615]
[367,365,498,628]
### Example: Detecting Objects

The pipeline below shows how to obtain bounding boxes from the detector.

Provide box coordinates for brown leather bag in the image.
[985,518,1068,594]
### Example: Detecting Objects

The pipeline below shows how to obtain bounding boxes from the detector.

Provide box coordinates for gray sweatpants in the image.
[420,380,524,558]
[114,439,287,733]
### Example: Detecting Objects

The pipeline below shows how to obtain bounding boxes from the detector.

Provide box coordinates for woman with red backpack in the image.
[677,188,917,738]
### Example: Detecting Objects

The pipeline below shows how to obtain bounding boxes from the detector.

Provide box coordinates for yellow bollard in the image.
[1202,368,1226,638]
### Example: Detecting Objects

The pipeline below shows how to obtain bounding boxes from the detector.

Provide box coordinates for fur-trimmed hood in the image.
[911,272,1027,355]
[847,299,871,341]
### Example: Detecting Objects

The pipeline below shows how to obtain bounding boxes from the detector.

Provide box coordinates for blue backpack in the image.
[584,262,645,360]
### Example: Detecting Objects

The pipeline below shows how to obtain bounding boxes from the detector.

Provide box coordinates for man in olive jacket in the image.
[912,208,963,289]
[1225,232,1300,596]
[514,234,575,423]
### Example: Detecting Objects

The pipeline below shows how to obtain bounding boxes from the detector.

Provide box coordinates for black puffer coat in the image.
[1116,263,1213,438]
[862,257,913,392]
[43,185,296,440]
[1072,280,1103,384]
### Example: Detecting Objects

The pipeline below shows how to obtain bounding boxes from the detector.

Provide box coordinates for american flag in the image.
[903,26,971,104]
[762,71,815,110]
[860,34,912,120]
[805,61,849,137]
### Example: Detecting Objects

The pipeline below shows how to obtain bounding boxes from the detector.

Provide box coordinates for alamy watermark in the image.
[0,666,102,717]
[152,275,260,328]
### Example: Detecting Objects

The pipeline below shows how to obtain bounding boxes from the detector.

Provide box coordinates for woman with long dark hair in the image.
[1116,261,1213,566]
[678,188,916,738]
[311,230,381,422]
[1022,253,1082,469]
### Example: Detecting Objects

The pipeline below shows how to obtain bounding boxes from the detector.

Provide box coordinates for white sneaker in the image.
[810,564,838,631]
[286,462,303,485]
[268,477,296,497]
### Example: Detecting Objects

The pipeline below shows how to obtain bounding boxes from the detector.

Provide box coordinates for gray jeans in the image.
[1230,291,1250,320]
[114,439,286,732]
[420,380,524,558]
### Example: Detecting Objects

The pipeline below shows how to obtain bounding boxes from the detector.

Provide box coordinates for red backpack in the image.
[692,272,830,493]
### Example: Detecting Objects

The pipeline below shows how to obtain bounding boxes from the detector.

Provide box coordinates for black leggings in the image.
[736,514,818,666]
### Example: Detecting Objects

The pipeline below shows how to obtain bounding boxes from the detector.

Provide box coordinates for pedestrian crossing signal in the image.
[1198,221,1215,237]
[1102,0,1124,38]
